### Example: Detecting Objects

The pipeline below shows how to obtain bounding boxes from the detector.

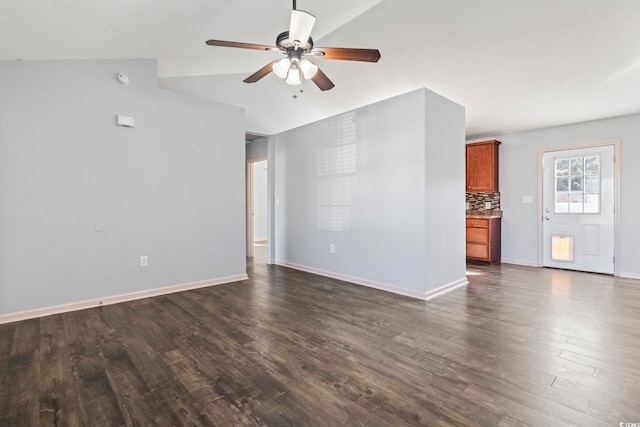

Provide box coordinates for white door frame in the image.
[246,156,267,257]
[537,141,621,276]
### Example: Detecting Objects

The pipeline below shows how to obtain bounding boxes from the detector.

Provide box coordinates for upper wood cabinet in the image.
[466,140,501,192]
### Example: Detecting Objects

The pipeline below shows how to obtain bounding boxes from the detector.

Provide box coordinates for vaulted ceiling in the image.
[2,0,639,138]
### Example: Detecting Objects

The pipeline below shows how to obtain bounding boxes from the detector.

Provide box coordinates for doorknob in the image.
[544,216,550,221]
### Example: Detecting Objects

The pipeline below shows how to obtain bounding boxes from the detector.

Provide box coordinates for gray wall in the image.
[0,59,246,315]
[274,88,466,297]
[424,90,467,291]
[246,138,268,160]
[469,113,640,278]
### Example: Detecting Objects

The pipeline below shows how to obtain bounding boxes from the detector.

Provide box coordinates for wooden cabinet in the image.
[466,218,501,263]
[466,140,500,192]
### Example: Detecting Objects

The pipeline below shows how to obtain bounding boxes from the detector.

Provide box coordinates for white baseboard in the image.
[620,271,640,280]
[0,274,249,325]
[487,259,636,279]
[500,258,540,267]
[275,260,467,301]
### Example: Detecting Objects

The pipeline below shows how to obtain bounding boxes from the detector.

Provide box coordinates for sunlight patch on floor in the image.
[466,270,485,276]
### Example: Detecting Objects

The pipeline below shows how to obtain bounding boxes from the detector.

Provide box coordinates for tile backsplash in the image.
[466,192,501,211]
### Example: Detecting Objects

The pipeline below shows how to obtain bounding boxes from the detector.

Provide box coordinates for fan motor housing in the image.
[276,31,314,51]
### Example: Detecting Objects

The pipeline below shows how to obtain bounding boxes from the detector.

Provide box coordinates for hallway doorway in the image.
[246,158,268,258]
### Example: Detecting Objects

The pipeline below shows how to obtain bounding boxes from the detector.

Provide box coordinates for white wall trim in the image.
[0,274,248,325]
[500,259,541,267]
[276,261,467,301]
[266,135,276,264]
[620,271,640,280]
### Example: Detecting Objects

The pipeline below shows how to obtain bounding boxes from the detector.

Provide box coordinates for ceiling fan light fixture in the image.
[205,0,380,91]
[299,58,318,79]
[285,65,302,85]
[273,57,291,78]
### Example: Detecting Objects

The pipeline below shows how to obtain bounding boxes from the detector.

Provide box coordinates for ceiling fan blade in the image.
[206,40,274,51]
[314,47,381,62]
[243,61,278,83]
[311,67,335,91]
[289,10,316,46]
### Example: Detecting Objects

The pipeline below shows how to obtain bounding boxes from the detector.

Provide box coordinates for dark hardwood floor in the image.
[1,246,640,426]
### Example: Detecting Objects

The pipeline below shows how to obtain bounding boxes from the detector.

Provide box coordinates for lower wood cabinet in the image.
[466,217,501,263]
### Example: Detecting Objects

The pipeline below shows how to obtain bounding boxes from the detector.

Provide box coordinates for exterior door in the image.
[542,145,615,274]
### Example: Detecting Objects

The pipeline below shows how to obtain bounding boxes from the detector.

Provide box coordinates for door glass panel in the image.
[584,194,600,213]
[570,158,584,175]
[556,177,569,192]
[555,194,569,213]
[554,155,600,214]
[570,195,584,213]
[584,176,599,194]
[570,176,583,192]
[555,159,569,176]
[585,156,599,175]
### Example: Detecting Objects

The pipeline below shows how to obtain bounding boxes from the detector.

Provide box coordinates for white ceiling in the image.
[2,0,639,138]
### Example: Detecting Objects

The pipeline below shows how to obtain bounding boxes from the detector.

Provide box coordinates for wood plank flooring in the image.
[1,249,640,426]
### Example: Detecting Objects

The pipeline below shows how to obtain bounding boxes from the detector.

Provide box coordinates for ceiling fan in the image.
[205,0,381,91]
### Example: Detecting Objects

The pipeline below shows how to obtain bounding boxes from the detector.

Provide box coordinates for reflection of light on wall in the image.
[316,112,357,231]
[316,144,357,175]
[317,177,357,230]
[605,58,640,84]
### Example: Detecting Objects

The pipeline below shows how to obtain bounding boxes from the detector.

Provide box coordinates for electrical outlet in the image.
[485,202,492,209]
[465,202,470,210]
[140,256,148,267]
[329,244,335,254]
[522,195,534,204]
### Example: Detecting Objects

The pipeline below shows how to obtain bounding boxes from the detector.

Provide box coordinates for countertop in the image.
[466,210,503,219]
